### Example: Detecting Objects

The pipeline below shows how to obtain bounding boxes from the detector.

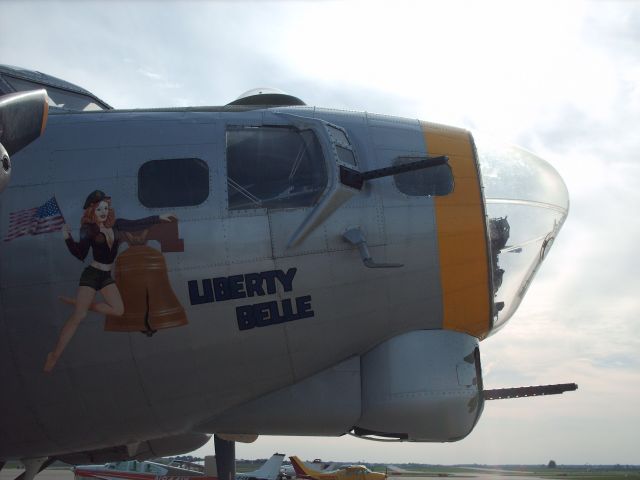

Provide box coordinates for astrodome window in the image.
[226,126,327,210]
[138,158,210,208]
[393,157,454,196]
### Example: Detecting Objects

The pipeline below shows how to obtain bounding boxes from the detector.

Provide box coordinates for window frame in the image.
[138,157,210,208]
[391,156,454,198]
[224,124,330,212]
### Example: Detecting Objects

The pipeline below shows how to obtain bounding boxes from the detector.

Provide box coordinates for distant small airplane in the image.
[74,458,211,480]
[235,454,285,480]
[299,460,340,473]
[74,454,285,480]
[280,463,295,480]
[289,457,385,480]
[384,466,430,477]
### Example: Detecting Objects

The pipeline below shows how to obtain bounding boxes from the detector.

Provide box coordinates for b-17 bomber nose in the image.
[475,137,569,332]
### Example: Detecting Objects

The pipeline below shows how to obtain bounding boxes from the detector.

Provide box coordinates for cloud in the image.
[137,68,163,81]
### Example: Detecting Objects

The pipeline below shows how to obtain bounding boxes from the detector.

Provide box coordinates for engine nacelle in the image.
[0,143,9,193]
[0,88,49,194]
[198,330,484,442]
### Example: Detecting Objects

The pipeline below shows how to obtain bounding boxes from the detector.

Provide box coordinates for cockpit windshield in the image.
[475,137,569,332]
[3,76,106,111]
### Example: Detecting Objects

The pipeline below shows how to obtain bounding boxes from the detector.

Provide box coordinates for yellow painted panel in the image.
[438,238,488,267]
[448,178,484,203]
[435,205,487,234]
[439,259,489,290]
[424,124,491,339]
[443,289,490,335]
[448,157,480,178]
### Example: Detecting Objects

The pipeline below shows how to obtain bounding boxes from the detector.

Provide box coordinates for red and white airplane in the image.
[74,454,285,480]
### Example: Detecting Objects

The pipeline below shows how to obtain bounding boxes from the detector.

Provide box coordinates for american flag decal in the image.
[4,197,65,242]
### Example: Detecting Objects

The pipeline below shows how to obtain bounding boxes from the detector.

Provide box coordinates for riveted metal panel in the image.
[358,330,481,441]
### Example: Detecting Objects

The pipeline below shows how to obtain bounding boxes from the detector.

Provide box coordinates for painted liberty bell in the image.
[105,221,187,335]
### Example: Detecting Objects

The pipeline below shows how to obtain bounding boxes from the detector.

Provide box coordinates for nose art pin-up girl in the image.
[43,190,175,372]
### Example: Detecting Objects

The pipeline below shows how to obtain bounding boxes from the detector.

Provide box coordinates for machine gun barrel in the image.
[483,383,578,400]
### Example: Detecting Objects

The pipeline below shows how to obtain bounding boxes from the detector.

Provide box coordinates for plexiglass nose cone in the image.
[475,136,569,332]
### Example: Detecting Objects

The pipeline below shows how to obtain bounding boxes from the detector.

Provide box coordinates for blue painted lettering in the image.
[212,277,230,302]
[276,268,297,292]
[188,279,214,305]
[244,273,264,297]
[228,274,247,299]
[190,269,314,331]
[235,296,315,331]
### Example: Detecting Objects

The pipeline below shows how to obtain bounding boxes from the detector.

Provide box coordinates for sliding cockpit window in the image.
[226,126,328,210]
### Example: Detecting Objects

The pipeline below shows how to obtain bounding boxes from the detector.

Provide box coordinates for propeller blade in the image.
[0,89,48,155]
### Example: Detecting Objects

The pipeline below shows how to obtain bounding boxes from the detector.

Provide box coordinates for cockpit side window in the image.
[393,156,454,197]
[226,126,328,210]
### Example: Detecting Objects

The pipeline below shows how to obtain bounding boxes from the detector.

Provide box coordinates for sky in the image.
[2,0,639,466]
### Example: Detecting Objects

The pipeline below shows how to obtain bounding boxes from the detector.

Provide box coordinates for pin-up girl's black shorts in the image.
[79,266,115,291]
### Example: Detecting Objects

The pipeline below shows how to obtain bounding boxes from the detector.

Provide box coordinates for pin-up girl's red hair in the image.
[81,198,115,227]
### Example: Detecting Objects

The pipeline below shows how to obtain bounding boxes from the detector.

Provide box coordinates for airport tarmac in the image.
[389,475,549,480]
[3,469,627,480]
[0,470,72,480]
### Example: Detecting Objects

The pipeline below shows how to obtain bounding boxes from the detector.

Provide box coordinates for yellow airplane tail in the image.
[289,456,318,479]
